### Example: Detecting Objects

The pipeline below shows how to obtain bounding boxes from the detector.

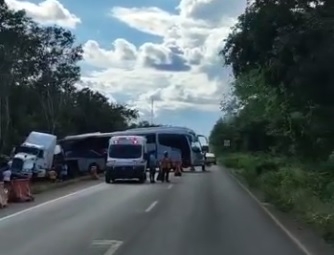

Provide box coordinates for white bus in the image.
[103,126,208,171]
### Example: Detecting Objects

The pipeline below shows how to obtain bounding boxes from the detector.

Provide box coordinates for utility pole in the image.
[150,97,154,125]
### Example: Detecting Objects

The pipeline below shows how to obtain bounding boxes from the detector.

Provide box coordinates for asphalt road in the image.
[0,166,330,255]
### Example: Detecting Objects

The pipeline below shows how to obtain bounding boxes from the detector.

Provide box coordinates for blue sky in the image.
[6,0,247,136]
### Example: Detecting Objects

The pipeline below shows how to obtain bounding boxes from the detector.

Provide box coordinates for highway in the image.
[0,166,331,255]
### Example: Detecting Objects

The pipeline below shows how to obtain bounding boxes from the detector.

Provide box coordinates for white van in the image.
[105,135,147,183]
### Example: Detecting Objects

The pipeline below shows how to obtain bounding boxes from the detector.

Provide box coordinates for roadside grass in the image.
[220,153,334,243]
[31,175,102,194]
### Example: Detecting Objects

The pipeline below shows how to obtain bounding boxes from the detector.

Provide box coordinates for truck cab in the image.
[10,132,58,178]
[10,143,44,178]
[105,135,147,183]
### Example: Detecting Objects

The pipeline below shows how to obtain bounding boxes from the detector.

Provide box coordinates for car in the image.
[205,152,216,166]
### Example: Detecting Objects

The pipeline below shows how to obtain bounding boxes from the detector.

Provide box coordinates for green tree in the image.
[213,0,334,159]
[0,1,138,154]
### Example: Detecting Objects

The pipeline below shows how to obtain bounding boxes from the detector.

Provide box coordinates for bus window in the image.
[158,133,190,164]
[145,134,156,143]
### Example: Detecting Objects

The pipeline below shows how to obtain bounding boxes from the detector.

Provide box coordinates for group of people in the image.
[148,151,181,183]
[0,162,34,204]
[1,162,31,184]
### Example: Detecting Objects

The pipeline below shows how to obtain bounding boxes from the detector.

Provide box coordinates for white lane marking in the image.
[227,170,313,255]
[167,184,173,189]
[0,183,104,223]
[145,200,158,213]
[92,240,123,255]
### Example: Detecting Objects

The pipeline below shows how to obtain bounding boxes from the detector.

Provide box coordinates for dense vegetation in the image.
[210,0,334,242]
[0,1,140,154]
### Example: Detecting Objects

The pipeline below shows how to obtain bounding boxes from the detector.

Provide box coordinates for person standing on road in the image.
[159,151,172,183]
[2,164,12,190]
[149,151,157,183]
[60,163,68,181]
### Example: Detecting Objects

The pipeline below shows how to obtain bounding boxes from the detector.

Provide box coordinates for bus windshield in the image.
[109,144,142,159]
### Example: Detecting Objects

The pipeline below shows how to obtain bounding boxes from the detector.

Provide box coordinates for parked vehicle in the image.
[10,132,58,178]
[205,152,216,166]
[105,135,147,183]
[59,132,109,177]
[105,126,208,171]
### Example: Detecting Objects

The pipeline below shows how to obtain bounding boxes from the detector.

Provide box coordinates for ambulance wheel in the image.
[105,173,111,183]
[139,173,146,183]
[202,165,206,171]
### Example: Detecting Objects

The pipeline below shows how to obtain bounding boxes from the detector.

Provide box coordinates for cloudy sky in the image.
[6,0,247,136]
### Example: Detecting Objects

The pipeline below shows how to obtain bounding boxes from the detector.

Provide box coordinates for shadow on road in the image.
[183,170,211,174]
[111,180,146,185]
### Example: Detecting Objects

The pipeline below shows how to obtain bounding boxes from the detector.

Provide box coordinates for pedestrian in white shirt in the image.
[3,169,11,182]
[2,168,11,190]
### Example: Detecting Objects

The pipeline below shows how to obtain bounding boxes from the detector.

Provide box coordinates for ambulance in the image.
[105,135,147,183]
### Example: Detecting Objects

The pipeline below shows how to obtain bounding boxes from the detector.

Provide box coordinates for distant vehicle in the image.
[105,126,209,171]
[205,152,216,166]
[10,132,58,178]
[105,135,147,183]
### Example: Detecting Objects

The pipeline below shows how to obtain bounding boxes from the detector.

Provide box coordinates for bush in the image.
[222,153,283,186]
[222,153,257,169]
[222,153,334,242]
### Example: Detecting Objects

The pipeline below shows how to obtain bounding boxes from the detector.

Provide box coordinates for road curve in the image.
[0,166,329,255]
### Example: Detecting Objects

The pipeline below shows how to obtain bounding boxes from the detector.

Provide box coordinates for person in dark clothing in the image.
[55,163,62,181]
[159,151,172,183]
[149,151,157,183]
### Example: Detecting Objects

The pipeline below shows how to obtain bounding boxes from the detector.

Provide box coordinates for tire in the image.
[139,173,146,183]
[105,172,111,183]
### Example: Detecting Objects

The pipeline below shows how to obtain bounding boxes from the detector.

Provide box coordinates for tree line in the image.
[0,1,143,154]
[210,0,334,161]
[210,1,334,241]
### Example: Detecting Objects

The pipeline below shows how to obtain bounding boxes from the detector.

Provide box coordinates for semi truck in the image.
[10,132,60,178]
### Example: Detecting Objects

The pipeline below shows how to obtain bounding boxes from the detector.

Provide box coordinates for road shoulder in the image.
[223,165,334,255]
[0,179,103,219]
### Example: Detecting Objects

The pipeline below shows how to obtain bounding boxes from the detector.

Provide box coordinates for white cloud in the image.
[110,7,179,37]
[83,39,137,69]
[178,0,245,25]
[6,0,81,28]
[8,0,246,117]
[81,0,247,116]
